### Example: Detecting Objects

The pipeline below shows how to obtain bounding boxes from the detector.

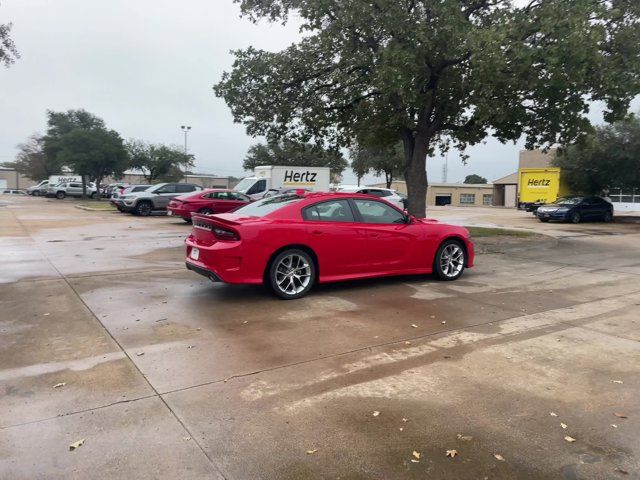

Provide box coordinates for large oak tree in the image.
[215,0,640,216]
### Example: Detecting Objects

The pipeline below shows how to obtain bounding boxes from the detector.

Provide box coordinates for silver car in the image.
[120,183,203,216]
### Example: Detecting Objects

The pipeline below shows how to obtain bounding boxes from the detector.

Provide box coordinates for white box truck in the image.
[234,166,331,199]
[26,175,83,196]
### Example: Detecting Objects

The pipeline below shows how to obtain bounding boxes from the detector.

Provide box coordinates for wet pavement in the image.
[1,196,639,479]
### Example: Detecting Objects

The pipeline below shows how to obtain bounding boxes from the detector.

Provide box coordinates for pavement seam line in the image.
[160,287,640,397]
[8,207,230,480]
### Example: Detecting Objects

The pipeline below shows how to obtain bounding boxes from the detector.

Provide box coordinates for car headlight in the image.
[556,207,569,212]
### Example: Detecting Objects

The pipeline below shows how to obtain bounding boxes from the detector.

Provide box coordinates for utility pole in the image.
[180,125,191,155]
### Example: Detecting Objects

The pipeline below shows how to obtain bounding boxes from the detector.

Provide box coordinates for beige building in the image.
[0,167,38,190]
[104,172,230,189]
[369,181,494,207]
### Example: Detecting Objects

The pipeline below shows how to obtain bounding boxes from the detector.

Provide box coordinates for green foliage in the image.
[243,140,347,180]
[0,14,19,67]
[126,140,194,182]
[555,116,640,195]
[43,110,106,166]
[2,134,54,180]
[350,142,404,188]
[215,0,640,216]
[464,174,488,184]
[56,127,129,196]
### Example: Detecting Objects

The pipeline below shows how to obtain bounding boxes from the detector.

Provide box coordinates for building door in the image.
[505,185,517,207]
[435,194,452,206]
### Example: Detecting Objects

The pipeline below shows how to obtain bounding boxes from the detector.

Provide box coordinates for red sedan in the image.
[168,189,251,222]
[185,192,474,299]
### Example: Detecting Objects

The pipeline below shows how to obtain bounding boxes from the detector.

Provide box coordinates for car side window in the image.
[353,199,405,224]
[155,184,177,194]
[303,200,355,223]
[230,192,249,201]
[176,184,195,193]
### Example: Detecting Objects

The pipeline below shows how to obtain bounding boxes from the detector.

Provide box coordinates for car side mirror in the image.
[404,214,412,224]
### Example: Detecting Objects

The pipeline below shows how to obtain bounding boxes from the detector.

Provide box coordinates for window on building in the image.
[460,193,476,205]
[483,194,493,206]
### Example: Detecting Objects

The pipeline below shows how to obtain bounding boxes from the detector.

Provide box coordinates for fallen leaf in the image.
[412,451,421,460]
[614,467,629,475]
[612,380,623,384]
[187,345,195,349]
[69,439,85,451]
[53,382,66,388]
[456,434,473,441]
[550,412,558,417]
[410,459,420,463]
[446,449,458,458]
[136,352,144,356]
[614,413,628,419]
[611,424,618,428]
[306,449,318,455]
[411,324,418,328]
[402,418,408,423]
[441,321,446,324]
[242,321,248,324]
[372,411,380,417]
[494,454,505,462]
[560,423,567,429]
[405,341,411,345]
[564,436,576,443]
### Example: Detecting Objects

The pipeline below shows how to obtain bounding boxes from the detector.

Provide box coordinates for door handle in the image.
[370,233,379,237]
[311,230,322,235]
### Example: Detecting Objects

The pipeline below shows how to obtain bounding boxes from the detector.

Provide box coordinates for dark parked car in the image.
[536,196,613,223]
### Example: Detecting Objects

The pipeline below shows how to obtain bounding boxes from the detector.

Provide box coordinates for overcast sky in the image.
[1,1,637,184]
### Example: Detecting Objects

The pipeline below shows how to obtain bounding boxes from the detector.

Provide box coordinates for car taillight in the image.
[213,227,239,241]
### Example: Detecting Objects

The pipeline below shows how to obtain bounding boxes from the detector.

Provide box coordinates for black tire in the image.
[433,239,466,281]
[268,249,316,300]
[603,211,613,223]
[90,192,98,199]
[198,208,213,215]
[116,206,123,212]
[135,201,153,216]
[570,212,581,224]
[183,218,192,223]
[55,191,65,200]
[32,190,40,197]
[539,218,549,222]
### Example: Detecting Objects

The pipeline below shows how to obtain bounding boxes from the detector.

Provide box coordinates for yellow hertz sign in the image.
[518,168,563,204]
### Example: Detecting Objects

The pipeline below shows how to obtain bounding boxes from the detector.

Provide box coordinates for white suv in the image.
[336,185,407,210]
[46,182,98,199]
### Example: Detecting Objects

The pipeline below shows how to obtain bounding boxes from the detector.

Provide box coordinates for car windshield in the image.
[554,197,583,205]
[234,178,255,192]
[232,193,303,217]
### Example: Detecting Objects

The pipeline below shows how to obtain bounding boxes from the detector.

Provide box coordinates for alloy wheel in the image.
[136,202,152,216]
[439,243,465,278]
[572,212,581,224]
[274,253,312,296]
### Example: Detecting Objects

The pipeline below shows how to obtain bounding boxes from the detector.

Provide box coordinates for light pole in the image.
[180,125,191,155]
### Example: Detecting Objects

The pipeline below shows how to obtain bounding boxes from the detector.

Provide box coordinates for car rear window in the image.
[232,194,303,217]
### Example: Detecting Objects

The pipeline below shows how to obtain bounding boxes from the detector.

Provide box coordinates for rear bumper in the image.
[167,205,192,219]
[185,262,223,282]
[184,235,263,285]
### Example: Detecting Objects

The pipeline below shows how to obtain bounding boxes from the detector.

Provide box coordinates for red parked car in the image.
[185,192,474,299]
[167,189,252,222]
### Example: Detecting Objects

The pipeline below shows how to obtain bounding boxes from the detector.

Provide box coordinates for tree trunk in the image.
[403,131,430,218]
[95,175,103,201]
[81,176,87,199]
[385,170,392,189]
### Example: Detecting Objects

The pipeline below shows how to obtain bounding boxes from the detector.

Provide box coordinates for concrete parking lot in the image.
[1,196,639,479]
